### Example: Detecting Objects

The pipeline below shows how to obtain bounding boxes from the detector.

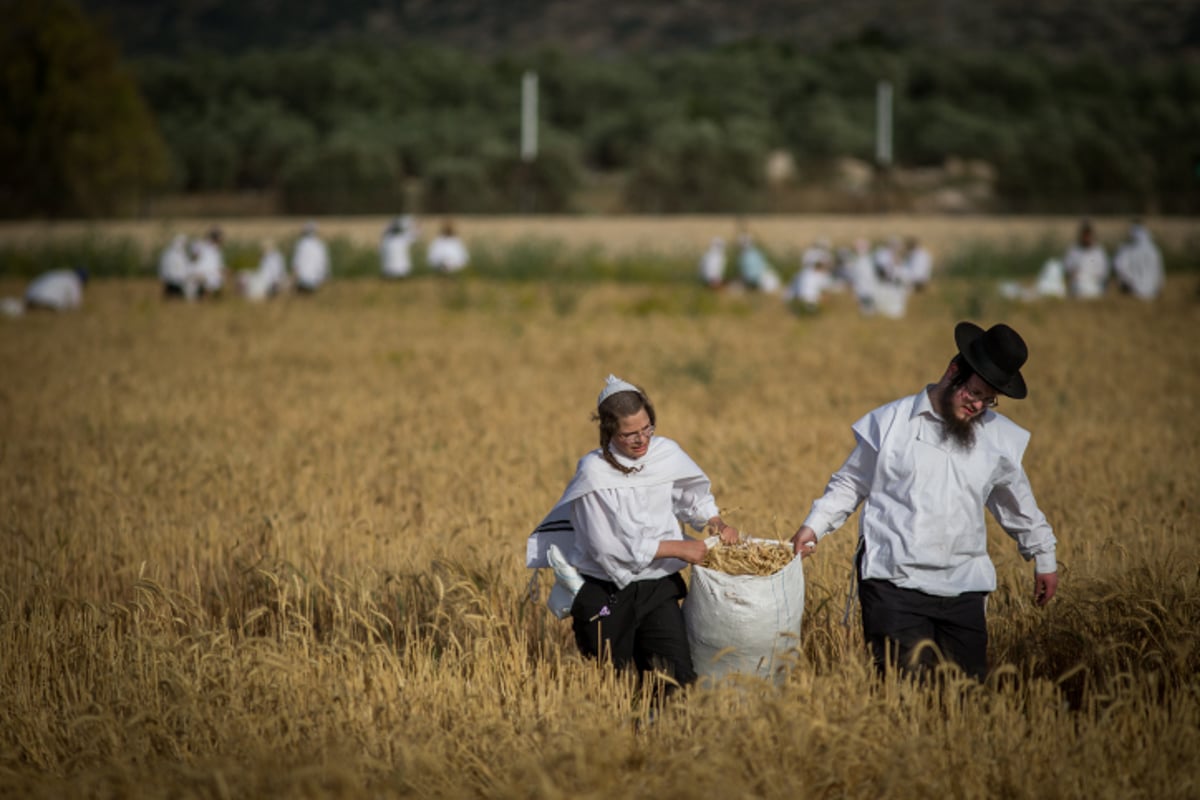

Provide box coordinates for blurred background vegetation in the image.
[3,0,1199,218]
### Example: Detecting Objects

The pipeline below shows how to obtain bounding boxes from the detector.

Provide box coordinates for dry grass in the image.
[701,539,794,576]
[1,273,1198,798]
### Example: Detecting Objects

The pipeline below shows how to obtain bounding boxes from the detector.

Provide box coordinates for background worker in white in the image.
[801,238,834,274]
[900,236,933,290]
[191,228,225,297]
[847,238,880,314]
[791,322,1058,681]
[698,237,726,289]
[380,216,418,279]
[24,268,87,311]
[1063,220,1109,299]
[292,221,330,292]
[238,239,288,301]
[735,231,781,292]
[190,227,226,297]
[528,375,739,691]
[784,247,832,311]
[158,234,196,299]
[426,220,469,274]
[872,236,901,283]
[1112,222,1164,300]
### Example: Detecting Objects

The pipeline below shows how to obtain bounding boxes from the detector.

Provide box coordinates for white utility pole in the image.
[875,80,893,167]
[521,71,539,163]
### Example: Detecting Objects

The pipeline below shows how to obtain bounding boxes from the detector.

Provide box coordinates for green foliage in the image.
[940,235,1064,279]
[12,20,1200,216]
[0,235,146,278]
[325,237,381,277]
[280,134,404,215]
[228,100,319,190]
[488,129,584,213]
[624,118,768,213]
[0,0,170,217]
[422,157,498,214]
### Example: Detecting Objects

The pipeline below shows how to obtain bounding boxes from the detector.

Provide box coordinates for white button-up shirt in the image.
[1063,243,1109,299]
[25,270,83,310]
[569,464,719,590]
[426,235,469,273]
[803,386,1057,596]
[191,239,225,292]
[292,234,330,289]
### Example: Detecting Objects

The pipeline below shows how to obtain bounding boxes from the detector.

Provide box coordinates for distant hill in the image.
[81,0,1200,59]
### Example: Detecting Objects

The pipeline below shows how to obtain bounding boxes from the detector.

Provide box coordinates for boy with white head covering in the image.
[528,375,739,692]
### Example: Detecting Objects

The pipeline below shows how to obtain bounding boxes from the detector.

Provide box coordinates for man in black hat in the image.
[790,321,1058,680]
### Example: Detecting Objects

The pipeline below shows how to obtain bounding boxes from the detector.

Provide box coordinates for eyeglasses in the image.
[959,384,999,409]
[615,424,655,444]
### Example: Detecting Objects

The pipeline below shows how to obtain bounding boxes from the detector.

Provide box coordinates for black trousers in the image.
[570,572,697,687]
[858,577,988,681]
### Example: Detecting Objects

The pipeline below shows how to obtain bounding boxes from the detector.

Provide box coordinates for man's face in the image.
[939,373,997,448]
[612,408,653,459]
[948,374,998,422]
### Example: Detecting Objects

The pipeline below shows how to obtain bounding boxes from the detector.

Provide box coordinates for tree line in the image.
[4,0,1199,217]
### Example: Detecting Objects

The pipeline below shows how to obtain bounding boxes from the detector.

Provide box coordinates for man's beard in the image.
[939,382,984,449]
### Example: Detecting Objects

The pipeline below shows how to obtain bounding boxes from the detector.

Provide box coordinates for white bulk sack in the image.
[873,283,909,319]
[683,537,804,684]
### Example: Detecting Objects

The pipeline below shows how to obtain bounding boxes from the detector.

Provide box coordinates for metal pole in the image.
[521,71,539,163]
[876,80,893,168]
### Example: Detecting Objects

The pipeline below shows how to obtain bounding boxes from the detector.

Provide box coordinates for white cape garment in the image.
[526,436,710,569]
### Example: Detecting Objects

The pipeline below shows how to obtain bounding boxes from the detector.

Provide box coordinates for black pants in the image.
[571,572,697,688]
[858,577,988,681]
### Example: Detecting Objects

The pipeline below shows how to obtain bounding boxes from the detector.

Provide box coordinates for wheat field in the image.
[4,213,1200,258]
[1,266,1198,798]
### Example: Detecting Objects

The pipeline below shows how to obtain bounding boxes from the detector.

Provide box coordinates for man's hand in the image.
[657,538,709,565]
[707,517,740,545]
[791,526,818,558]
[1034,571,1058,606]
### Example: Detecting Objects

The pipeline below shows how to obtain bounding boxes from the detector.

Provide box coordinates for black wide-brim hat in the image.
[954,321,1028,399]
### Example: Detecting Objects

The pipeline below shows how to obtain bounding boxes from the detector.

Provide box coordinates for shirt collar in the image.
[912,384,942,421]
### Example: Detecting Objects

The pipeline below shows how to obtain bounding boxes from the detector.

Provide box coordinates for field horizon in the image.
[4,213,1200,262]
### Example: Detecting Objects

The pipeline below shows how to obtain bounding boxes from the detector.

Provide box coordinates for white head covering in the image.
[1129,223,1151,245]
[597,374,639,407]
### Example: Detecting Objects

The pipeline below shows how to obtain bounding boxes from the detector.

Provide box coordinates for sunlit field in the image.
[4,213,1200,260]
[2,265,1198,797]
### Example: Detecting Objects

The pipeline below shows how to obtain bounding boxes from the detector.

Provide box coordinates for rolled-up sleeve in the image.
[672,476,721,531]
